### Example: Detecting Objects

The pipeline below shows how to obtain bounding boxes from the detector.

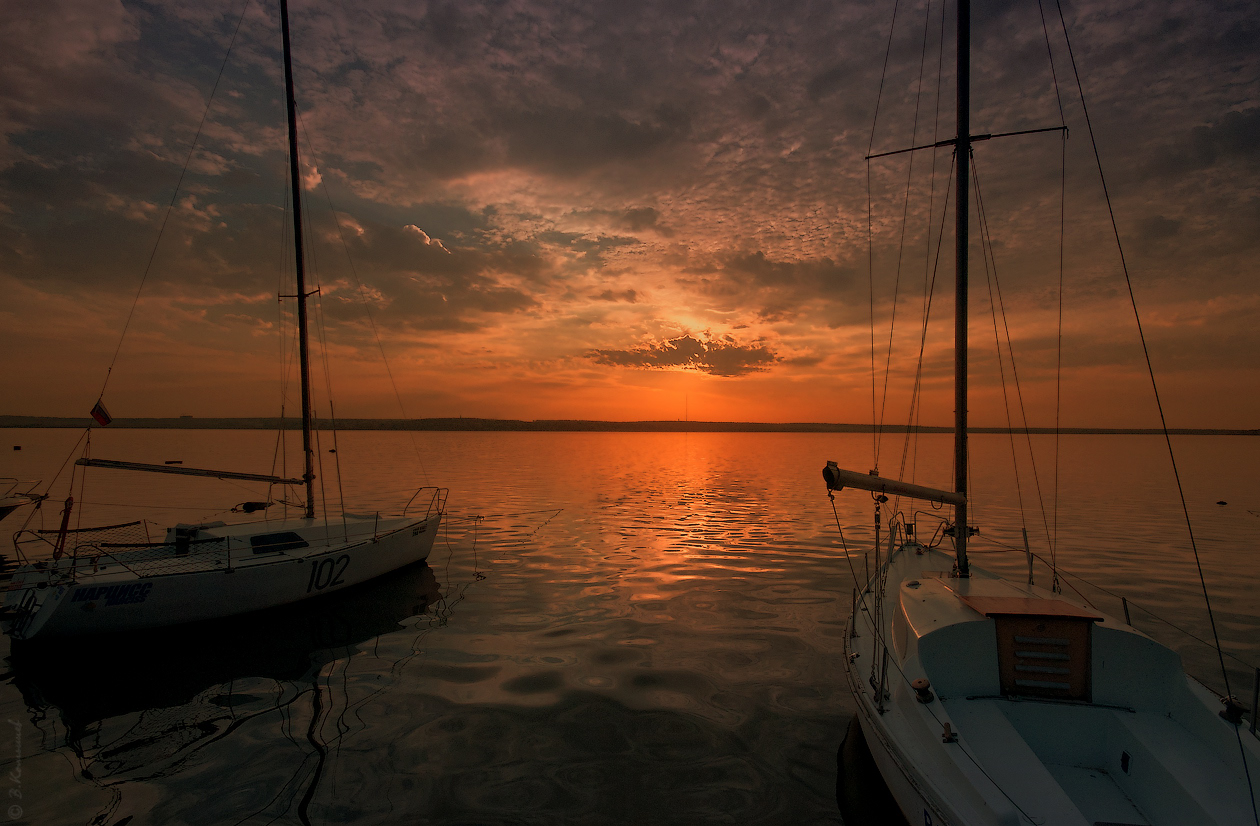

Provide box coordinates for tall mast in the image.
[954,0,971,576]
[280,0,316,519]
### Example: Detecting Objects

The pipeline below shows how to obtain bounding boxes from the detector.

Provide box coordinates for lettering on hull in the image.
[71,582,153,607]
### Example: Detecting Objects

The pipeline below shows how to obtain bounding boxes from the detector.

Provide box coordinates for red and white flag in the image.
[90,400,112,426]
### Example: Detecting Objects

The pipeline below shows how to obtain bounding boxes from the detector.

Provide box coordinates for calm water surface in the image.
[1,429,1257,825]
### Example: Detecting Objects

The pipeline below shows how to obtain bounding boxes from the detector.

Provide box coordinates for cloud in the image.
[678,251,859,321]
[613,207,666,233]
[302,162,323,191]
[1134,214,1182,243]
[403,224,450,253]
[502,106,691,178]
[590,333,778,377]
[2,0,1259,426]
[1149,107,1260,175]
[312,218,541,333]
[806,65,852,103]
[571,206,673,236]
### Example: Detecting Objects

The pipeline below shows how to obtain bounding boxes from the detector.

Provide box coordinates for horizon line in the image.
[1,415,1255,436]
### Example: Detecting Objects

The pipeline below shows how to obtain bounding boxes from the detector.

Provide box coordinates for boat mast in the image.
[280,0,316,519]
[954,0,971,576]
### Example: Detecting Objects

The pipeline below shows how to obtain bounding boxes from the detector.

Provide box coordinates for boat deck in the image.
[848,541,1260,826]
[9,514,423,584]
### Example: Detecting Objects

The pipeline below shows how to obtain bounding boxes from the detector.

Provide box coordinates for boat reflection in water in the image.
[8,561,442,812]
[836,716,910,826]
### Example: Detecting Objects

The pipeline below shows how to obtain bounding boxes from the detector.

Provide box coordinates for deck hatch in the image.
[249,532,309,554]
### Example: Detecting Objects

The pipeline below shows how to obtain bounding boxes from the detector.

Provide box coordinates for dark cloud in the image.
[311,219,541,332]
[740,93,773,120]
[590,333,778,377]
[1134,215,1182,243]
[722,252,853,292]
[1149,107,1260,176]
[1218,19,1260,58]
[535,230,640,271]
[596,289,637,303]
[502,106,690,178]
[568,207,673,237]
[613,207,666,233]
[806,65,851,103]
[679,251,858,321]
[537,231,638,251]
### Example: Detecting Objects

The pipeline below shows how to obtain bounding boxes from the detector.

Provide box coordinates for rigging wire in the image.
[826,504,1039,824]
[302,211,336,531]
[897,152,956,480]
[973,161,1030,537]
[970,160,1057,570]
[1054,0,1257,816]
[73,434,90,538]
[12,429,90,543]
[840,0,1255,814]
[867,0,904,470]
[973,533,1260,678]
[95,0,254,406]
[902,0,951,488]
[296,114,432,487]
[1036,0,1070,586]
[272,177,298,517]
[1053,0,1234,695]
[975,534,1260,672]
[300,177,349,523]
[875,0,937,471]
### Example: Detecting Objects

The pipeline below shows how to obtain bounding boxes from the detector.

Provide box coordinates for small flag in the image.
[90,400,112,427]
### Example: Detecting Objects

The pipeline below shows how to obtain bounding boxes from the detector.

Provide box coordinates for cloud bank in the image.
[0,0,1256,426]
[591,334,778,377]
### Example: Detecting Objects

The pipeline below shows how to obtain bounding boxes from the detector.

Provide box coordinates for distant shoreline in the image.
[1,416,1255,436]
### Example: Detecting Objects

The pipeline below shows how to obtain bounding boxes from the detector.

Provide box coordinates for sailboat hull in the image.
[844,540,1260,826]
[5,513,442,640]
[846,649,952,826]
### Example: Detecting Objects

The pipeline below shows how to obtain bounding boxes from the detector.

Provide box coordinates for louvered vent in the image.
[994,615,1092,701]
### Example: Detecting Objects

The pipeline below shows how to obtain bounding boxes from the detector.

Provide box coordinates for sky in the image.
[0,0,1257,427]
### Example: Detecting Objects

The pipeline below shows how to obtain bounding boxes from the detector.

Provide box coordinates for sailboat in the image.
[0,479,43,523]
[2,0,446,642]
[823,2,1259,824]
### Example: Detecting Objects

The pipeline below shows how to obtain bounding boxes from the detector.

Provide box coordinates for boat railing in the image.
[403,486,448,520]
[84,537,232,579]
[14,520,155,563]
[10,529,53,563]
[9,588,38,637]
[1252,668,1259,739]
[12,526,237,580]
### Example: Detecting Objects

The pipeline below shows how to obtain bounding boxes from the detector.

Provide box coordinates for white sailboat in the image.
[3,0,445,642]
[824,2,1259,824]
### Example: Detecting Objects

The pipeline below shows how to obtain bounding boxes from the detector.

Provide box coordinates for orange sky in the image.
[2,0,1258,428]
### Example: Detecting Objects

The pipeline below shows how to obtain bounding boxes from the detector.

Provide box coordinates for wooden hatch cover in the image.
[955,593,1103,702]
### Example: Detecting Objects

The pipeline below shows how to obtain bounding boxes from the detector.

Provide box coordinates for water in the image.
[1,429,1257,825]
